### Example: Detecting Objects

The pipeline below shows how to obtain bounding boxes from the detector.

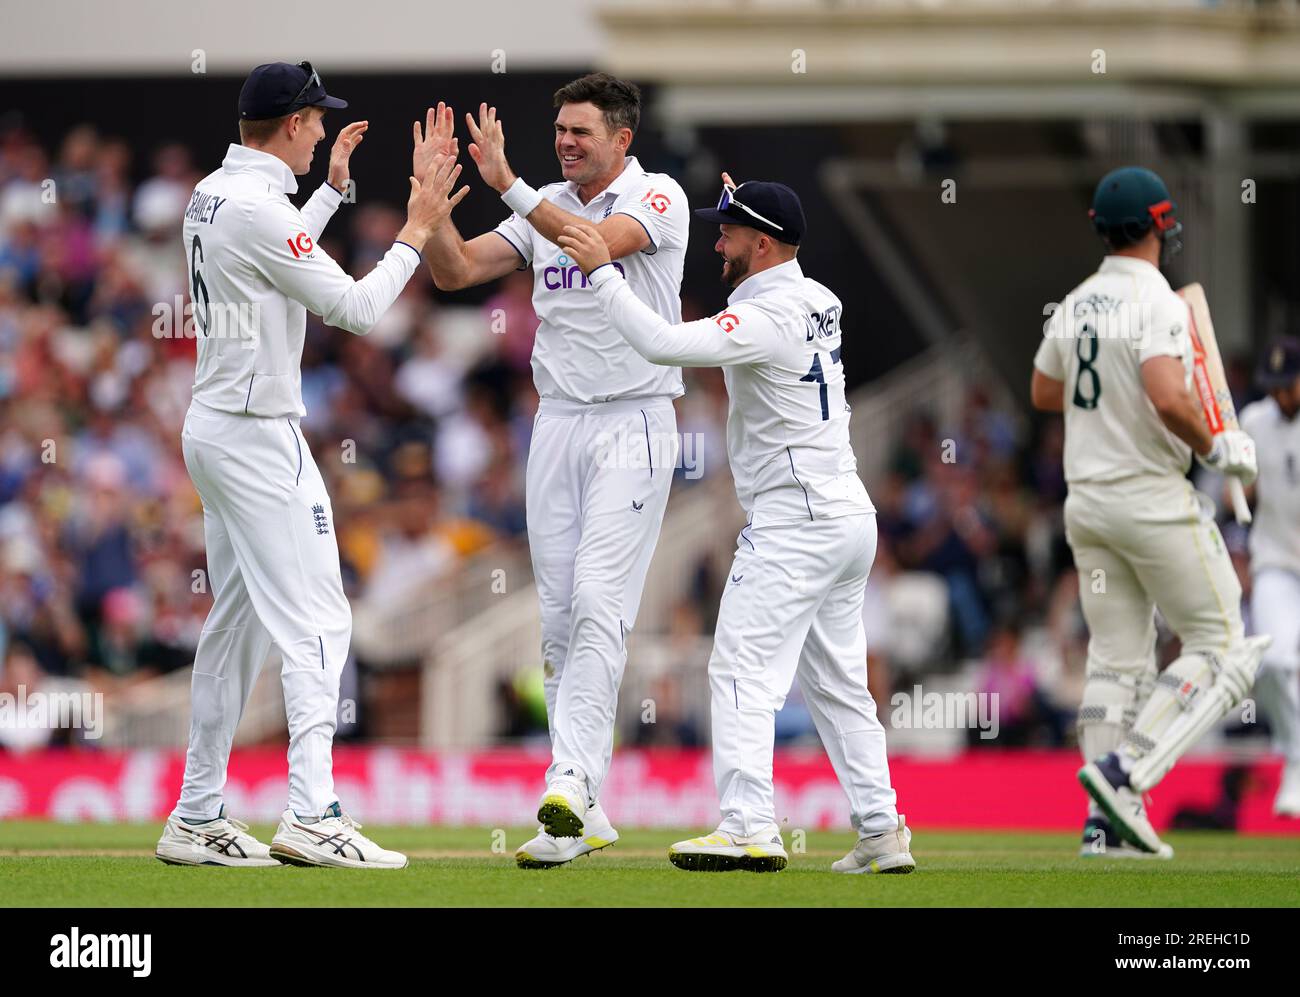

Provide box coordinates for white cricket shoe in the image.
[537,774,588,839]
[1078,753,1170,855]
[516,800,619,869]
[269,805,407,869]
[831,815,917,874]
[1078,814,1173,860]
[155,809,279,867]
[668,827,788,872]
[1275,762,1300,818]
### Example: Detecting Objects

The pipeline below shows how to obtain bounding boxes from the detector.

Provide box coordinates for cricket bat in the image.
[1178,283,1252,525]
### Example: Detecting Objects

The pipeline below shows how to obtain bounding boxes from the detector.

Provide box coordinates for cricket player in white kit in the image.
[414,76,689,867]
[1240,337,1300,817]
[558,175,914,874]
[1031,166,1269,857]
[155,62,469,868]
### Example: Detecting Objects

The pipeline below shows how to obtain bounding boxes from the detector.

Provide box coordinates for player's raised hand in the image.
[413,102,458,180]
[402,153,471,248]
[557,223,610,276]
[465,102,517,194]
[721,170,736,188]
[328,120,368,192]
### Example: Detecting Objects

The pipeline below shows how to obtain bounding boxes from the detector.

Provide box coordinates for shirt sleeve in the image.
[299,182,345,242]
[246,196,420,336]
[1033,308,1067,380]
[492,210,533,269]
[611,174,688,256]
[589,264,783,366]
[1138,294,1191,364]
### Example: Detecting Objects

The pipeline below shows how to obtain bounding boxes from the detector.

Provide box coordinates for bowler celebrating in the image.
[415,75,689,868]
[156,61,468,869]
[558,176,914,874]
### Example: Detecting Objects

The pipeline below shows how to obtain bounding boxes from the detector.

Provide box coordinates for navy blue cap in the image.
[1257,336,1300,390]
[239,61,348,121]
[694,180,806,245]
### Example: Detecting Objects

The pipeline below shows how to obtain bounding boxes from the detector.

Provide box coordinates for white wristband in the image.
[501,177,543,218]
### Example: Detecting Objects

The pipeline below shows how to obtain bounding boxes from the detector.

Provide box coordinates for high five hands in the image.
[328,121,368,193]
[464,103,518,194]
[413,100,517,198]
[402,153,472,248]
[413,102,458,180]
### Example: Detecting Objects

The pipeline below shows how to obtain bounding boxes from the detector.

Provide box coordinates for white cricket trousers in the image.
[527,396,677,801]
[1065,474,1244,675]
[710,512,899,838]
[175,402,351,820]
[1251,568,1300,763]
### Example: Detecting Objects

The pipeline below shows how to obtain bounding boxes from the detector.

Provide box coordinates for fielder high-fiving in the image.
[157,61,466,871]
[559,177,915,875]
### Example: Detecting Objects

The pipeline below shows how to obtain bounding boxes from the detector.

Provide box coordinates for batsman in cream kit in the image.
[158,61,468,868]
[1031,166,1269,858]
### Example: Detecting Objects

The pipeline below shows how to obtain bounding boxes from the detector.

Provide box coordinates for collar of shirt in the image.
[557,156,643,209]
[728,258,805,306]
[1098,254,1168,287]
[221,143,299,196]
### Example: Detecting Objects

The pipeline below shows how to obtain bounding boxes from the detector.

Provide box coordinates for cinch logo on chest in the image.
[312,503,329,535]
[543,255,624,291]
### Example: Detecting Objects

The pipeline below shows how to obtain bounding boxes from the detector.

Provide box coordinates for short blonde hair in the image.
[238,115,289,146]
[238,106,321,146]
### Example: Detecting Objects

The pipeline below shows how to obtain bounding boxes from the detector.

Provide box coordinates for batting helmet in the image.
[1090,166,1182,256]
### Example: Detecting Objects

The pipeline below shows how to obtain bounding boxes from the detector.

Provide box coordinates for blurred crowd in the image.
[869,391,1078,746]
[0,121,544,705]
[0,120,733,750]
[0,120,1262,757]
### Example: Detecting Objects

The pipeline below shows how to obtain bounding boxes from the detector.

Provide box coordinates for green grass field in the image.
[2,821,1298,907]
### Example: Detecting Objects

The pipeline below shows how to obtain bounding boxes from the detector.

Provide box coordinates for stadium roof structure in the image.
[596,0,1300,123]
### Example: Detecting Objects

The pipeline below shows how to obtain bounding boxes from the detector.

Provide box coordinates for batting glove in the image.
[1198,430,1258,486]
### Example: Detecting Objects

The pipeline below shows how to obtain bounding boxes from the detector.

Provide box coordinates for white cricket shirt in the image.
[590,258,873,527]
[493,157,686,404]
[184,144,421,418]
[1033,255,1194,483]
[1240,396,1300,576]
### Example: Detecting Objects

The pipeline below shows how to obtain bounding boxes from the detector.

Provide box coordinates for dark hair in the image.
[1099,223,1150,252]
[553,73,641,136]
